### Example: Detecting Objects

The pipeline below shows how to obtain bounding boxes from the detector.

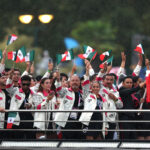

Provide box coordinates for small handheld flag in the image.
[99,56,114,69]
[100,50,112,61]
[7,34,18,46]
[25,50,35,62]
[56,49,74,65]
[78,45,95,59]
[134,44,144,54]
[15,46,26,63]
[7,112,17,129]
[7,51,17,61]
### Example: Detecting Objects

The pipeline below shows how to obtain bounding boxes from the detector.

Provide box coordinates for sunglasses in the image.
[22,83,30,86]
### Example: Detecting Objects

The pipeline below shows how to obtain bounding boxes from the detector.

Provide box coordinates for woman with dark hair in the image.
[79,81,106,140]
[34,77,57,139]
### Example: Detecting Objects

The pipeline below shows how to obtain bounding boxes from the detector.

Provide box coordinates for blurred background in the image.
[0,0,150,76]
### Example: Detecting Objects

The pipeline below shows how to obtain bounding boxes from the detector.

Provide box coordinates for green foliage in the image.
[0,0,150,71]
[71,20,123,65]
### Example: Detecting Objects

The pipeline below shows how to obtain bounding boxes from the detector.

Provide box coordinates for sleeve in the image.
[89,68,95,76]
[30,82,40,93]
[6,78,18,97]
[55,80,67,98]
[113,91,123,109]
[96,71,105,83]
[132,65,142,76]
[0,63,5,74]
[117,67,125,77]
[21,70,29,77]
[82,75,90,100]
[119,86,141,96]
[42,71,51,79]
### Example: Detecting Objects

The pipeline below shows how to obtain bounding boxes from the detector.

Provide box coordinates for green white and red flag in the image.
[7,112,17,129]
[134,44,144,54]
[7,51,17,61]
[15,46,26,63]
[100,50,112,61]
[78,45,96,59]
[7,34,18,46]
[56,49,74,65]
[99,56,114,69]
[25,50,35,62]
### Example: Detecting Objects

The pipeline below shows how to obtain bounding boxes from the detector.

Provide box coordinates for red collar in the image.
[42,90,49,97]
[103,83,117,91]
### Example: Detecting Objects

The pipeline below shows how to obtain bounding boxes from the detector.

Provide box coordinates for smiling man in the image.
[54,74,88,139]
[9,75,38,139]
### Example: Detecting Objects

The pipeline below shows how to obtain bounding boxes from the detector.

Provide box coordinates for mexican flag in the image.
[99,56,114,69]
[7,34,18,46]
[100,50,112,61]
[56,49,74,65]
[15,46,26,63]
[7,51,17,61]
[146,70,150,103]
[87,51,97,60]
[134,44,144,54]
[0,49,2,59]
[25,50,35,62]
[78,45,95,59]
[7,112,17,129]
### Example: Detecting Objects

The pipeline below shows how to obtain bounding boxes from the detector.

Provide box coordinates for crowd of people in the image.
[0,49,150,140]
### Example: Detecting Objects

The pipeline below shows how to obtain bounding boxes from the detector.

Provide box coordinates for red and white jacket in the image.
[33,90,57,130]
[0,89,6,129]
[96,71,123,123]
[9,88,38,126]
[54,76,90,127]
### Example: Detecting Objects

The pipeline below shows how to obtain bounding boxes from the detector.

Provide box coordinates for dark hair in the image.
[132,76,140,83]
[80,76,84,82]
[31,77,37,82]
[118,73,126,84]
[109,73,117,80]
[36,75,42,82]
[103,73,114,80]
[122,76,133,83]
[14,69,21,75]
[90,74,97,82]
[38,77,49,92]
[5,68,11,72]
[60,73,68,81]
[21,75,31,82]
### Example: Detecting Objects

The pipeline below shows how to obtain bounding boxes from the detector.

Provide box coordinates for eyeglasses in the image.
[22,83,30,86]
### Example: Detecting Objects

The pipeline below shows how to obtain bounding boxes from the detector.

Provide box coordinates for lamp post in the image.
[18,14,54,46]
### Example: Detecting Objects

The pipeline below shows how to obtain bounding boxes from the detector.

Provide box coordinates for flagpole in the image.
[137,89,147,116]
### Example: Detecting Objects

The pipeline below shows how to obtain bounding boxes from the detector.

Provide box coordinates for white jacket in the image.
[96,71,123,123]
[0,90,6,129]
[79,93,108,127]
[33,91,57,130]
[9,88,39,126]
[54,76,89,128]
